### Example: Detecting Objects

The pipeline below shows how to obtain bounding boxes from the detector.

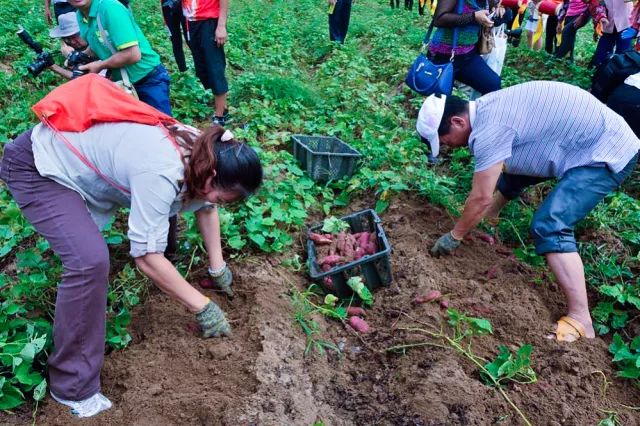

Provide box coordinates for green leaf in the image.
[0,381,25,410]
[374,199,390,213]
[321,217,350,234]
[324,294,338,306]
[33,379,47,401]
[227,235,246,250]
[346,277,374,306]
[468,317,493,335]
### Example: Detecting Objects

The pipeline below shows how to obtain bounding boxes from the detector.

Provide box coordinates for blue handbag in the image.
[405,0,463,96]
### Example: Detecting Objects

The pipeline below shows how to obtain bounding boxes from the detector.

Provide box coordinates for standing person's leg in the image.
[163,0,187,72]
[593,32,617,67]
[53,2,75,23]
[0,131,111,414]
[545,14,558,54]
[531,154,639,340]
[607,83,640,137]
[329,2,340,41]
[555,16,579,59]
[339,0,353,42]
[454,51,502,95]
[204,19,229,122]
[614,32,632,54]
[134,65,173,116]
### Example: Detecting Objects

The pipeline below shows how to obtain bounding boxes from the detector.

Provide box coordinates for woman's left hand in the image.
[209,264,234,298]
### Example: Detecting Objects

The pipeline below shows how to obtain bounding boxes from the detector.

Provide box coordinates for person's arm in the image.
[451,162,504,239]
[586,0,607,25]
[49,63,73,79]
[215,0,229,46]
[78,45,141,74]
[44,0,52,24]
[135,253,209,312]
[196,206,225,270]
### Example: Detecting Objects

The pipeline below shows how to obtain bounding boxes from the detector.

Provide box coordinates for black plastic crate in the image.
[307,209,393,298]
[292,135,362,182]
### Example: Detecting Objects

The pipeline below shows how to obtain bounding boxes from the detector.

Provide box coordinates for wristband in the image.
[450,230,464,241]
[208,263,227,277]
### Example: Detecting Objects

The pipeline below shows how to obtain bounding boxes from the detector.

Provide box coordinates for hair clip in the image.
[220,129,234,142]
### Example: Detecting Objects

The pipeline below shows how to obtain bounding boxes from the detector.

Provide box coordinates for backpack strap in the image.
[96,0,138,99]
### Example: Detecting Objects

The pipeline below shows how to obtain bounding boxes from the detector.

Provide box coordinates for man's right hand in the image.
[430,232,462,257]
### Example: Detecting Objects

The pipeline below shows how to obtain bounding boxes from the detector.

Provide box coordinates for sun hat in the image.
[416,94,446,158]
[49,12,80,38]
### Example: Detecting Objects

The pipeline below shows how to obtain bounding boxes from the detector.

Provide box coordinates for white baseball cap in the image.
[416,94,446,158]
[49,12,80,38]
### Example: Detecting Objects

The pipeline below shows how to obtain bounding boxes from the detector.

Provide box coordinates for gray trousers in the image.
[0,129,109,400]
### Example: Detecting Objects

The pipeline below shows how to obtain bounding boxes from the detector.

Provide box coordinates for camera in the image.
[17,27,54,77]
[66,50,93,78]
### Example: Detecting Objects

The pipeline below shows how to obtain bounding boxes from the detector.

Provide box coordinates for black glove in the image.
[430,232,462,256]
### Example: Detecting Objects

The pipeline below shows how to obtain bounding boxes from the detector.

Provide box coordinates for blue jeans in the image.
[498,154,639,255]
[134,64,173,116]
[329,0,353,43]
[592,30,633,67]
[430,49,502,95]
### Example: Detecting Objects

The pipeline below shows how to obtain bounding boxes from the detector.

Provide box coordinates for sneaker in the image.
[222,109,232,123]
[51,391,113,418]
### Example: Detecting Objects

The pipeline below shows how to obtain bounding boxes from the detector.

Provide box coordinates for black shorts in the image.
[187,19,228,95]
[53,1,75,22]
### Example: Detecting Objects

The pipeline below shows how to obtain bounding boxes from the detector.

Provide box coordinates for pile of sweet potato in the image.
[310,230,378,271]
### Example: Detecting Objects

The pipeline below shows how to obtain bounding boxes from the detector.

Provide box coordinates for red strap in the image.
[39,116,184,195]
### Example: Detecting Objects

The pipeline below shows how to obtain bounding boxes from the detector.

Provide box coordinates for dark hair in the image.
[438,95,469,136]
[167,125,263,203]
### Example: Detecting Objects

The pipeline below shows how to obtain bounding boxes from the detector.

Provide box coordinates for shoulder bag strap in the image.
[96,2,138,99]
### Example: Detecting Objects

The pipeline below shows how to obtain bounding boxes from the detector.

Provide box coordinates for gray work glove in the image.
[196,300,231,338]
[208,264,234,298]
[430,232,462,257]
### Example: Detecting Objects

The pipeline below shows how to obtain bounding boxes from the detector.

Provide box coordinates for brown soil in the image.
[3,196,640,425]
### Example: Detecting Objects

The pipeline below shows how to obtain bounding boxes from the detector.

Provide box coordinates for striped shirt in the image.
[469,81,640,177]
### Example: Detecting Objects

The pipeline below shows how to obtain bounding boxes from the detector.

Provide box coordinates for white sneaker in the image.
[50,391,113,418]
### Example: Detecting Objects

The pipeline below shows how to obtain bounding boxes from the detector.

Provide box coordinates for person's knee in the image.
[530,216,577,255]
[64,243,110,278]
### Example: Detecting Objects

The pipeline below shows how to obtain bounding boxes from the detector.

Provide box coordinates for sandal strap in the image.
[558,316,586,337]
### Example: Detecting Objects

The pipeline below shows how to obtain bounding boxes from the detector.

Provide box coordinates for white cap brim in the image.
[416,95,446,158]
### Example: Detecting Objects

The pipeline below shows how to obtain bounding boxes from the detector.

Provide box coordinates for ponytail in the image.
[166,125,263,203]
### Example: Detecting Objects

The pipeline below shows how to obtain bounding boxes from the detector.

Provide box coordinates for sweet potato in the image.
[354,247,365,260]
[319,255,342,266]
[321,263,332,272]
[198,278,215,289]
[477,233,495,245]
[439,299,449,309]
[486,265,498,279]
[414,290,441,304]
[346,306,366,316]
[357,231,370,249]
[309,232,333,245]
[323,276,334,290]
[342,234,357,262]
[348,316,370,333]
[335,232,348,255]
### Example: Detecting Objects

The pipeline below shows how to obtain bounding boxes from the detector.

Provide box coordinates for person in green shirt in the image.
[70,0,173,115]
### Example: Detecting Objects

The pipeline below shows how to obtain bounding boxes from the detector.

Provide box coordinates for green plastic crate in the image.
[292,135,362,182]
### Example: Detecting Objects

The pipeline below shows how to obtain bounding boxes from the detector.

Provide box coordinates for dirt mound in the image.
[6,196,640,425]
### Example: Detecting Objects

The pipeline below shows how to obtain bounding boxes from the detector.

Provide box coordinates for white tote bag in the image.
[458,25,508,100]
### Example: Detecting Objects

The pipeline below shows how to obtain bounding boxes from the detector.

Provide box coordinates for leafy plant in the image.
[446,308,494,341]
[609,334,640,381]
[346,276,374,306]
[482,344,537,387]
[321,216,350,234]
[290,285,342,357]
